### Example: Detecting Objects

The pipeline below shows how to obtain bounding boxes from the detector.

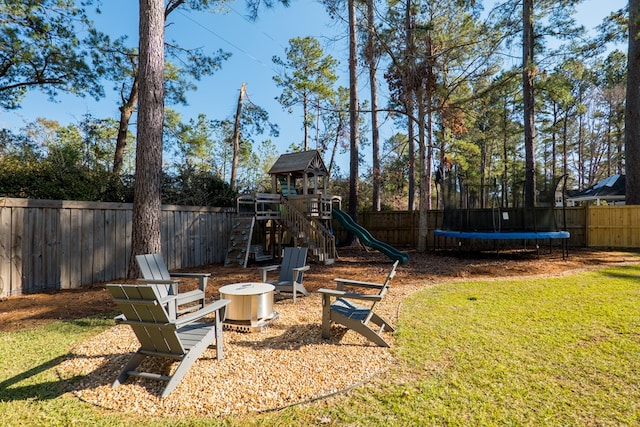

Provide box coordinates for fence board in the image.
[68,209,82,288]
[94,209,106,283]
[81,210,95,286]
[44,208,60,288]
[59,208,70,289]
[10,207,23,296]
[103,209,115,281]
[27,208,42,293]
[119,209,130,278]
[164,210,176,270]
[187,211,197,266]
[0,208,11,296]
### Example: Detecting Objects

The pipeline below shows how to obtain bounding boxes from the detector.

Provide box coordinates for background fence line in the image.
[0,198,233,297]
[1,198,637,297]
[333,207,589,250]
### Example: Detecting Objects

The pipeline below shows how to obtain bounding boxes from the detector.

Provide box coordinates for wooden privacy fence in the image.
[0,198,233,297]
[2,200,638,298]
[339,206,640,250]
[587,205,640,247]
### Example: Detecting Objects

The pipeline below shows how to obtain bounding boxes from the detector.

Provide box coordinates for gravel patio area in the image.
[56,281,420,417]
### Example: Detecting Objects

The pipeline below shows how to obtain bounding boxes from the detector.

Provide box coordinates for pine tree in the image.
[626,0,640,204]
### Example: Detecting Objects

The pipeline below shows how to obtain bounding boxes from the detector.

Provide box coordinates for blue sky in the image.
[1,0,627,174]
[3,0,349,168]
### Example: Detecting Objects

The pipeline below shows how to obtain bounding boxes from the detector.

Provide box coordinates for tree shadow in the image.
[231,322,380,350]
[0,354,82,401]
[599,265,640,281]
[0,349,141,402]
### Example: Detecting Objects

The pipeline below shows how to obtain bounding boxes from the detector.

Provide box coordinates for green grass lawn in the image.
[1,265,639,426]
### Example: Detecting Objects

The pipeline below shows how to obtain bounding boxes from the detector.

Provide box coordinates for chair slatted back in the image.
[279,247,308,282]
[360,260,399,322]
[378,260,399,300]
[136,254,172,281]
[136,254,173,299]
[338,260,399,323]
[107,284,185,355]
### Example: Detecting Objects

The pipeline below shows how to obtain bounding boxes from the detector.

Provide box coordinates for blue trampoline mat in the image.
[434,230,570,240]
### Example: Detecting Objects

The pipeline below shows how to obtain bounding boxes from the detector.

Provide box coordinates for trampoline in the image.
[434,230,570,240]
[433,166,570,258]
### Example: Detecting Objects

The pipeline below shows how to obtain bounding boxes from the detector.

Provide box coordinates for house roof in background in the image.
[568,174,625,202]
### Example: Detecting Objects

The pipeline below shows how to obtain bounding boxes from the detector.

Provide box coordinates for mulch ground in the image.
[1,246,638,333]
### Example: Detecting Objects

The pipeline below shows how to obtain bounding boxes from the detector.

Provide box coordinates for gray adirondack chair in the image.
[317,260,399,347]
[258,247,310,303]
[136,253,210,319]
[106,283,229,398]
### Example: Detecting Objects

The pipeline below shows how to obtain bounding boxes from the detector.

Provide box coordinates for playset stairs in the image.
[227,194,336,267]
[278,196,336,265]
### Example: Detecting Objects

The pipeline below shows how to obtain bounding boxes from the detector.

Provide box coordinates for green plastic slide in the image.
[333,209,409,264]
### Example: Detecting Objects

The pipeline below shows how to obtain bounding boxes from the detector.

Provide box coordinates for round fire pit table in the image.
[219,282,278,332]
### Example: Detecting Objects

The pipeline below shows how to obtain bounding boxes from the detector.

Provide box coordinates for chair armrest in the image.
[258,265,280,282]
[316,288,344,297]
[334,278,385,290]
[169,272,211,279]
[316,288,383,302]
[291,265,310,283]
[174,299,231,327]
[137,279,179,284]
[170,272,210,291]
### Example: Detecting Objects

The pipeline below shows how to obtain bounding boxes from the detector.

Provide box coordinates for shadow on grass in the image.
[0,316,121,402]
[599,264,640,280]
[0,354,85,401]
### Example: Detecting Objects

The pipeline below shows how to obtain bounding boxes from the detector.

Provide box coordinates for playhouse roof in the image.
[268,150,328,177]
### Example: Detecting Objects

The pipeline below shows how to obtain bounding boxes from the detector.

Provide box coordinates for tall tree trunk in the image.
[417,83,428,252]
[606,98,613,176]
[366,0,381,212]
[327,113,343,178]
[563,116,568,181]
[424,34,434,212]
[502,104,509,207]
[480,137,487,207]
[626,0,640,204]
[346,0,359,244]
[425,105,433,210]
[303,94,309,151]
[405,0,416,211]
[113,73,139,174]
[522,0,536,208]
[129,0,165,278]
[230,82,246,191]
[551,104,558,187]
[407,99,416,210]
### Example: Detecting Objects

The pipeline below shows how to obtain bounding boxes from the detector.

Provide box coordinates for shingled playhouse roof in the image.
[267,150,328,177]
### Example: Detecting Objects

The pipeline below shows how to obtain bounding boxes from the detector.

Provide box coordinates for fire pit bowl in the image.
[219,282,275,322]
